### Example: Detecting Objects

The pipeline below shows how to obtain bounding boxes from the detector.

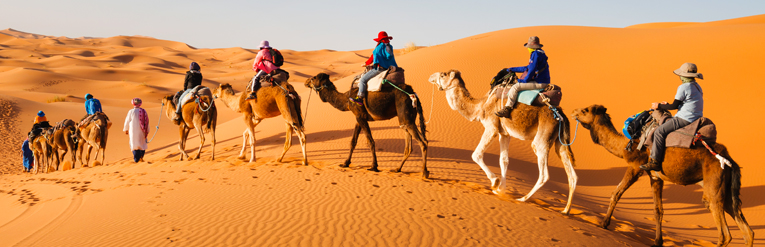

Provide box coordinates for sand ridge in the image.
[2,14,765,246]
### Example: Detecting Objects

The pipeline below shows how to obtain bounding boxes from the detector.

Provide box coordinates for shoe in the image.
[349,97,364,106]
[495,106,513,118]
[172,116,181,124]
[246,92,257,100]
[640,159,662,171]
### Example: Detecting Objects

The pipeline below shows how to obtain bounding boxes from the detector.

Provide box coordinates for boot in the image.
[349,96,364,106]
[495,106,513,118]
[246,92,257,100]
[640,159,662,171]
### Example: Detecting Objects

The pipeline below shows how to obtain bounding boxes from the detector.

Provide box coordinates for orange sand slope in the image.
[2,14,765,246]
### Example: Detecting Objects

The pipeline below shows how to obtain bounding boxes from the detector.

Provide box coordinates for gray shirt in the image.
[674,82,703,122]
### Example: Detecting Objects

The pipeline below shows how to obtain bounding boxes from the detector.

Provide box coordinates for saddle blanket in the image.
[638,110,717,150]
[493,84,562,106]
[352,67,406,92]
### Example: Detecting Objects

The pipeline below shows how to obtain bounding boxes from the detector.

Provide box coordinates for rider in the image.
[641,63,704,171]
[173,62,203,123]
[246,40,280,100]
[350,31,397,106]
[34,111,47,124]
[495,36,551,118]
[80,93,108,129]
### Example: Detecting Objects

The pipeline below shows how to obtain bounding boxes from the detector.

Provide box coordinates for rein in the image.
[146,102,163,143]
[195,97,215,112]
[548,103,579,146]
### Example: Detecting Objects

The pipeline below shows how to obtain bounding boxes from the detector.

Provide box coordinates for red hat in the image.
[373,31,393,42]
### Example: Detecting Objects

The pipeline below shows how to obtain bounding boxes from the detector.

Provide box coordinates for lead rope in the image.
[693,132,732,169]
[424,82,435,124]
[146,102,163,143]
[302,89,313,124]
[544,99,579,146]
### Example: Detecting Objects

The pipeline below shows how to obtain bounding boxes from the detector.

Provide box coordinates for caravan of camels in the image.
[10,26,758,246]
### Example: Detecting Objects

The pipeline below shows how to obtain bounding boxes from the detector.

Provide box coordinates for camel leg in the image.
[393,131,412,173]
[495,134,510,194]
[358,120,380,172]
[555,142,578,215]
[92,145,101,166]
[601,167,642,228]
[343,124,362,168]
[724,195,754,246]
[277,123,293,162]
[209,126,216,161]
[403,123,428,179]
[650,177,665,247]
[703,173,732,246]
[473,125,499,188]
[194,126,205,160]
[85,145,93,167]
[517,138,552,202]
[245,118,260,163]
[177,126,189,161]
[295,126,308,166]
[239,129,249,160]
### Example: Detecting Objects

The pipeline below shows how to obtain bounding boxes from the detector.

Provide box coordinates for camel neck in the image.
[445,83,484,121]
[591,115,630,159]
[318,88,350,112]
[218,90,242,113]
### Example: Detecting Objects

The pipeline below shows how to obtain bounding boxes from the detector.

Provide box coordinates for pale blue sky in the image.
[2,0,763,51]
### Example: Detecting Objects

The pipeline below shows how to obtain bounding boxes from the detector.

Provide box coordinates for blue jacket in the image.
[372,42,397,69]
[85,98,103,115]
[508,49,550,84]
[22,140,33,171]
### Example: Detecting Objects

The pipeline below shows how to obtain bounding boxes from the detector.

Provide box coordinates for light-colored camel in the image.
[212,80,307,165]
[305,73,428,178]
[571,104,753,247]
[162,86,217,161]
[30,134,52,174]
[78,112,109,166]
[429,70,577,214]
[45,119,79,170]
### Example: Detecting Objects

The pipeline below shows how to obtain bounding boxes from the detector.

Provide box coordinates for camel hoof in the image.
[490,177,500,191]
[237,156,247,160]
[560,210,570,215]
[368,167,380,172]
[389,168,401,173]
[516,197,528,202]
[600,222,610,230]
[339,164,350,168]
[422,170,430,179]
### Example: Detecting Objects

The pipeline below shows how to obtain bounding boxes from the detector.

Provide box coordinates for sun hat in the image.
[189,61,200,71]
[37,111,45,117]
[673,63,703,79]
[132,98,142,107]
[523,36,543,49]
[259,40,271,49]
[373,31,393,42]
[85,93,93,100]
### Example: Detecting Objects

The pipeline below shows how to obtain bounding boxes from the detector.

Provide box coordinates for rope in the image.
[195,97,215,112]
[146,102,163,143]
[383,80,419,108]
[547,103,579,146]
[693,132,732,169]
[424,82,435,125]
[303,89,312,124]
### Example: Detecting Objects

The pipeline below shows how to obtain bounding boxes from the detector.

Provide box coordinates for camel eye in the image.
[584,108,589,113]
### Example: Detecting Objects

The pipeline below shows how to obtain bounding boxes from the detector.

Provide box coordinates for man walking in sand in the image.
[124,98,149,162]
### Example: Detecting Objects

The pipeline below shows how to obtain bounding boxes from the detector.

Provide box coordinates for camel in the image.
[571,104,753,247]
[30,133,52,174]
[78,112,109,166]
[428,70,578,214]
[45,119,79,170]
[305,73,429,178]
[212,79,307,165]
[162,86,217,161]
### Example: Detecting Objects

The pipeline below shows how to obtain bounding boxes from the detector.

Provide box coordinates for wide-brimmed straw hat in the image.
[259,40,271,49]
[673,63,703,79]
[524,36,543,49]
[374,31,393,42]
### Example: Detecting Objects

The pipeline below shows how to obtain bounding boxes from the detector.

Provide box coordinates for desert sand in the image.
[1,14,764,246]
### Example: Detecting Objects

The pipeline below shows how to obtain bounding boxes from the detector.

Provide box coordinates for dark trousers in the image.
[132,150,146,162]
[650,117,690,164]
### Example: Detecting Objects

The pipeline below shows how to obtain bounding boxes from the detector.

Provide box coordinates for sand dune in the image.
[1,14,765,246]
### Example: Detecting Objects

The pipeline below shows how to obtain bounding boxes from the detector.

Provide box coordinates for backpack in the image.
[269,49,284,67]
[622,110,652,139]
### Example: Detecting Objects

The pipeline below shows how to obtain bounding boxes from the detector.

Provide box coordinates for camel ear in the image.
[447,71,456,84]
[594,105,607,115]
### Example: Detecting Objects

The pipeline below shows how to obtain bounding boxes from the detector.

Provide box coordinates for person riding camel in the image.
[350,31,397,106]
[80,93,107,129]
[173,62,203,123]
[495,36,551,118]
[246,40,280,100]
[640,63,704,171]
[34,111,47,124]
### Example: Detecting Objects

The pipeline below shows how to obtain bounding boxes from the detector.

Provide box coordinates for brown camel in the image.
[78,112,109,166]
[44,119,79,170]
[162,86,217,161]
[212,80,307,165]
[429,70,578,214]
[304,73,429,178]
[30,133,52,174]
[571,104,753,247]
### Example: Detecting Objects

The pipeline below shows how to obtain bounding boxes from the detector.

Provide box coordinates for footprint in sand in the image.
[570,226,596,237]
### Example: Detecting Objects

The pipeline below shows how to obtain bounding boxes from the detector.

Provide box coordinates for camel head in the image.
[571,104,610,130]
[429,70,463,91]
[213,83,235,100]
[161,95,177,119]
[305,73,336,93]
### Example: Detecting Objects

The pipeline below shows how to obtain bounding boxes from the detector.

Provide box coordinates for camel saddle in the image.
[351,66,405,91]
[492,84,562,107]
[52,119,74,132]
[29,121,52,140]
[245,69,290,92]
[636,110,717,150]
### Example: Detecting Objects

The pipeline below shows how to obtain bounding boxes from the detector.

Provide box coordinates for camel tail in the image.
[415,94,427,142]
[727,153,743,213]
[554,109,576,167]
[205,104,216,133]
[292,95,304,131]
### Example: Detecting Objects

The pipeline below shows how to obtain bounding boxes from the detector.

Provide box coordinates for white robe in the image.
[123,108,148,150]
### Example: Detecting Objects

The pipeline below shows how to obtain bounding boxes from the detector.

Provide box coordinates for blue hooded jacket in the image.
[508,49,550,84]
[85,98,103,115]
[372,42,397,69]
